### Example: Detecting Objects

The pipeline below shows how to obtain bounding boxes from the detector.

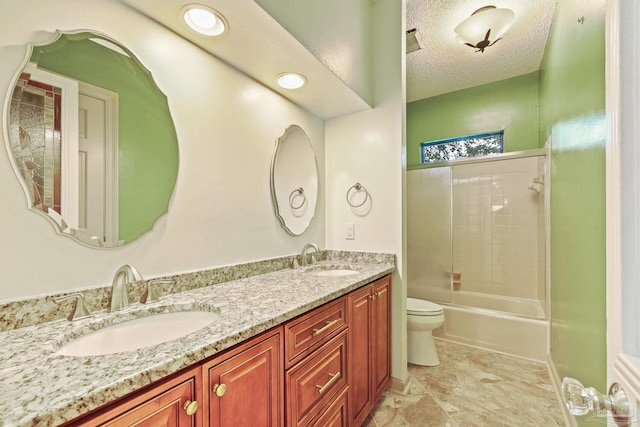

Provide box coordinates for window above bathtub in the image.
[421,131,504,164]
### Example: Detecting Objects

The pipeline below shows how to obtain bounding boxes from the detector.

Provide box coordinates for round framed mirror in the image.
[270,125,318,236]
[4,30,178,248]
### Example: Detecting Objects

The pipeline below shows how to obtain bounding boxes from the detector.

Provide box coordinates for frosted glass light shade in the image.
[454,6,515,47]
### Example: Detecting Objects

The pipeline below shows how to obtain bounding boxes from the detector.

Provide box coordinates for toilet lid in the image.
[407,297,443,315]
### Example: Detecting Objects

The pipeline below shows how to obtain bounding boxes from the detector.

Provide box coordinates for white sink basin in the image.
[56,311,218,357]
[311,269,359,277]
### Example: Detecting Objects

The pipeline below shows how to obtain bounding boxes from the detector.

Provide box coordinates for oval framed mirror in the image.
[270,125,318,235]
[3,30,179,248]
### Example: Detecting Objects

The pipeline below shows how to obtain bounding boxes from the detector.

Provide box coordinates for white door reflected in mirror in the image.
[5,30,179,248]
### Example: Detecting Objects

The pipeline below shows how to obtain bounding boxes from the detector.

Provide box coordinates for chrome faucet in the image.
[300,243,319,267]
[110,264,143,312]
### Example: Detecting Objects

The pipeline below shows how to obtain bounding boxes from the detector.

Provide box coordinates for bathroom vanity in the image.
[0,258,393,427]
[68,275,391,427]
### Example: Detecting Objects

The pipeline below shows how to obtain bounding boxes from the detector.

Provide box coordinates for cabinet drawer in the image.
[309,387,348,427]
[286,331,348,427]
[284,297,346,369]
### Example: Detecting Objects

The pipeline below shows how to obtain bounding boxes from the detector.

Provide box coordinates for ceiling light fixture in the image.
[454,5,515,53]
[182,5,228,36]
[277,73,306,90]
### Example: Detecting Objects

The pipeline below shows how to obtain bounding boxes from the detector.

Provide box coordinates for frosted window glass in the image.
[421,132,503,163]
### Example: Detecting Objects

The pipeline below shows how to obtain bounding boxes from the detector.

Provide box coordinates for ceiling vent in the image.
[406,28,423,54]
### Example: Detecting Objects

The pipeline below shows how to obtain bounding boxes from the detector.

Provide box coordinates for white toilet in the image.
[407,297,445,366]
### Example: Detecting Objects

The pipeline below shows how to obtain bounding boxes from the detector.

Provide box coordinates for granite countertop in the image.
[0,260,394,427]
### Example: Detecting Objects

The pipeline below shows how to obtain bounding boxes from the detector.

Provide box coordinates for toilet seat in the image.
[407,297,443,316]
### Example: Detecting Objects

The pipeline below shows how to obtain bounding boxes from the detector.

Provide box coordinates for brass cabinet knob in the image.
[183,400,199,416]
[213,383,227,397]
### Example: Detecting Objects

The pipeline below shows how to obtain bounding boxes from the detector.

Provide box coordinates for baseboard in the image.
[388,374,411,394]
[547,355,578,427]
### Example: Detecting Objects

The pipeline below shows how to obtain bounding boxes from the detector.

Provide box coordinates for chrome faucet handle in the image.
[144,279,171,304]
[292,258,300,269]
[53,292,93,321]
[310,253,317,265]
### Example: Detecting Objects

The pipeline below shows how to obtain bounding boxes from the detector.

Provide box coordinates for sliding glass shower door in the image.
[407,154,547,319]
[407,166,453,303]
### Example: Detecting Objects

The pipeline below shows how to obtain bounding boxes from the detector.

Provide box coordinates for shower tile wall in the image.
[452,157,543,300]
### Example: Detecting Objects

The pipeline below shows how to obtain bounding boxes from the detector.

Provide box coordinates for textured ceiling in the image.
[407,0,557,102]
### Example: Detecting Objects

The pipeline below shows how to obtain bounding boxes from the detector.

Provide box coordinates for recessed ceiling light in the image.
[182,5,228,36]
[277,73,306,90]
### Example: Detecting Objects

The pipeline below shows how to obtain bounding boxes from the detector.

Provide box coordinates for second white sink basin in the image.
[56,311,218,357]
[311,269,359,277]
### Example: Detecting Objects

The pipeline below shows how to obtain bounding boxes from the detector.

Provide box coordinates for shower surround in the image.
[407,151,548,360]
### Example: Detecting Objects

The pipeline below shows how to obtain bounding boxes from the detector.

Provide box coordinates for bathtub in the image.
[432,292,549,362]
[452,290,545,318]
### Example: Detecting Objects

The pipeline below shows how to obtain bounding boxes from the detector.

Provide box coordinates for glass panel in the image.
[407,166,453,303]
[451,157,545,318]
[9,74,61,214]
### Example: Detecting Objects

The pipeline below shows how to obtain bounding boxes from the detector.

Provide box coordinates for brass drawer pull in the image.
[312,319,339,337]
[315,371,341,394]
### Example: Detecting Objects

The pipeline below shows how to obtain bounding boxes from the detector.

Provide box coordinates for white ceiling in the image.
[119,0,371,119]
[406,0,557,103]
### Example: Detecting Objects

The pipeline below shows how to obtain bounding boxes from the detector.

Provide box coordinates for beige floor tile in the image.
[369,340,566,427]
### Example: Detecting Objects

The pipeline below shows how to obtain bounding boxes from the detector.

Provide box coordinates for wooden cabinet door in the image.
[372,276,391,401]
[204,328,283,427]
[347,285,373,427]
[73,368,201,427]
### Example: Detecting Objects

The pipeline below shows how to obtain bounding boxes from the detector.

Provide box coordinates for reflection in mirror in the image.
[270,125,318,235]
[5,31,178,248]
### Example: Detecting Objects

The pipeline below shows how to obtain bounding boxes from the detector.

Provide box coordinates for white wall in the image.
[0,0,325,300]
[325,0,407,386]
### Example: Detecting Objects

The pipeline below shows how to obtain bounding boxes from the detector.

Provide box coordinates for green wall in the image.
[33,33,178,243]
[406,72,540,167]
[539,1,607,425]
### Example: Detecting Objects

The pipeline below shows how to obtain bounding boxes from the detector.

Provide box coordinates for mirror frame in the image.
[3,29,179,248]
[270,124,318,236]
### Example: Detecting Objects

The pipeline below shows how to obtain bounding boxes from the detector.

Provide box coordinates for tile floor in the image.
[363,339,567,427]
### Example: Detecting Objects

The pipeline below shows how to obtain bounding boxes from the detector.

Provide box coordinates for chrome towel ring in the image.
[289,188,306,210]
[346,183,370,208]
